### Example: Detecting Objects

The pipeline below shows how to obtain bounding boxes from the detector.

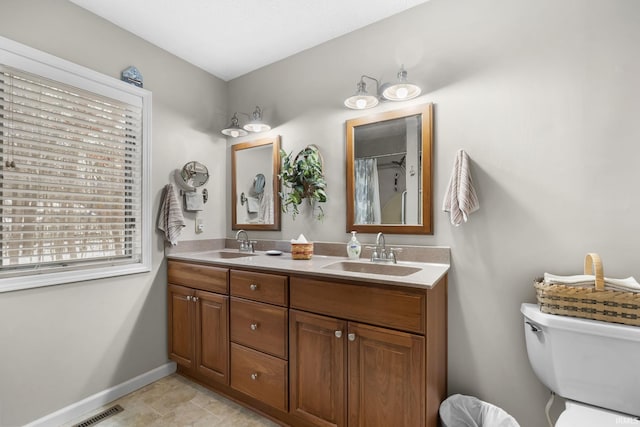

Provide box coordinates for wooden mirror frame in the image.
[231,136,281,231]
[346,104,433,235]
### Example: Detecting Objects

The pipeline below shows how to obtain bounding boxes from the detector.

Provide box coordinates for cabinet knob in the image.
[250,323,259,331]
[193,296,199,302]
[334,330,342,338]
[250,373,259,381]
[348,333,356,342]
[249,283,258,291]
[186,296,192,301]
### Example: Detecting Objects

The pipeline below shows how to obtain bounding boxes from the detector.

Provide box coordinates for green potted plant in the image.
[279,144,327,220]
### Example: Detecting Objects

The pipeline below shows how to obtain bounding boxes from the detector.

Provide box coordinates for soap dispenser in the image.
[346,231,362,260]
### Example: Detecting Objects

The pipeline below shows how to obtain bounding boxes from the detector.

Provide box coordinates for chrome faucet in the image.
[370,232,401,264]
[235,229,255,253]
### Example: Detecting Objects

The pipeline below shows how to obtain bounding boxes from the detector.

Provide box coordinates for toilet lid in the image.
[556,401,638,427]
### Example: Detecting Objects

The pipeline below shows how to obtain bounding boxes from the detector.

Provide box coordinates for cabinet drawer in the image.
[168,260,228,294]
[230,270,288,306]
[230,343,288,412]
[290,276,425,334]
[231,298,288,359]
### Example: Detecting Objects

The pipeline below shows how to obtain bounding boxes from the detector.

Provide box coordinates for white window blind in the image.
[0,64,145,283]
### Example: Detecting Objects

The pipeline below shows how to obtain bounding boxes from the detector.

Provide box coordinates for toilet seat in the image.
[556,401,638,427]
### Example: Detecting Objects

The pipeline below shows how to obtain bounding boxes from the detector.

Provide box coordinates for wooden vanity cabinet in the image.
[289,312,423,427]
[289,275,446,427]
[167,259,447,427]
[290,310,425,427]
[167,261,230,385]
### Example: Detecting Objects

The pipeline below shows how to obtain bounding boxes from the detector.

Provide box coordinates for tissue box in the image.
[291,242,313,260]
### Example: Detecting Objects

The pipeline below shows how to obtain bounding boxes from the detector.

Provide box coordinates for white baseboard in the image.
[25,361,177,427]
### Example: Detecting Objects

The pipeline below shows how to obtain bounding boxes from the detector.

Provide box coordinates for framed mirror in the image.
[346,104,433,234]
[232,136,281,230]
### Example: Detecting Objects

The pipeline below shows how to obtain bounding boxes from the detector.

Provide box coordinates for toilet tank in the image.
[521,303,640,417]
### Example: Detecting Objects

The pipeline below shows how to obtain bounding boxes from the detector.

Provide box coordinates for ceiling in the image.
[69,0,430,82]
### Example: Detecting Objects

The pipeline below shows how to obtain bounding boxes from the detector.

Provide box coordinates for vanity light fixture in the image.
[381,66,421,101]
[221,106,271,138]
[221,113,249,138]
[243,106,271,133]
[344,66,421,110]
[344,75,380,110]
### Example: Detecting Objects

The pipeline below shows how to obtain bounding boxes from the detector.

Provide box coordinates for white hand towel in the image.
[258,186,274,224]
[184,191,203,211]
[246,196,260,213]
[157,184,185,245]
[442,149,479,226]
[543,273,640,293]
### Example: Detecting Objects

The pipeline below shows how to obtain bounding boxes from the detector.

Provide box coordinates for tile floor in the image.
[63,374,279,427]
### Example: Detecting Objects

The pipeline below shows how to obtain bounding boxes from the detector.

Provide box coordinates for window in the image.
[0,37,151,292]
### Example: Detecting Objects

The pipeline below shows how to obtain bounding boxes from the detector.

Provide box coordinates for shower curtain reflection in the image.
[354,158,381,224]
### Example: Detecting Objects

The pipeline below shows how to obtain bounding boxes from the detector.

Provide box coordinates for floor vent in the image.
[72,404,124,427]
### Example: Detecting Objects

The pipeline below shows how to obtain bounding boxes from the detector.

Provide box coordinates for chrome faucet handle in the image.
[388,248,402,264]
[365,246,379,261]
[249,240,257,252]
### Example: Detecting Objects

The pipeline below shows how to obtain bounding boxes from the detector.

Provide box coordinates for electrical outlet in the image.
[195,217,204,234]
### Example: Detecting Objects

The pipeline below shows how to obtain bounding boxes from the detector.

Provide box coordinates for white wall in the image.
[227,1,640,425]
[0,1,227,425]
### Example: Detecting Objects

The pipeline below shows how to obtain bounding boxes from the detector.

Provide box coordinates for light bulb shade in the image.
[344,94,379,109]
[222,113,249,137]
[244,122,271,132]
[243,106,271,132]
[344,80,379,109]
[382,67,421,101]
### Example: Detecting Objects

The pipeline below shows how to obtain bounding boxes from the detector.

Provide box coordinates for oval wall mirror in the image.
[346,104,433,234]
[231,136,281,231]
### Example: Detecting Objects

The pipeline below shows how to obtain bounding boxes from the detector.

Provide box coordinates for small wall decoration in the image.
[121,66,143,88]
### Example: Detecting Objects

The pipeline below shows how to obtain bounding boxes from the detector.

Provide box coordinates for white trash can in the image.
[439,394,521,427]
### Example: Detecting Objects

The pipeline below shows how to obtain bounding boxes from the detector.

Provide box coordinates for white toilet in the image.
[521,303,640,426]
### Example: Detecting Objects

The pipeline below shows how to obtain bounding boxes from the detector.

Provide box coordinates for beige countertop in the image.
[167,249,449,290]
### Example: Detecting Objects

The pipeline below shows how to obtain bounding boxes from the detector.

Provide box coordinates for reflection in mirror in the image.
[346,104,433,234]
[232,136,281,231]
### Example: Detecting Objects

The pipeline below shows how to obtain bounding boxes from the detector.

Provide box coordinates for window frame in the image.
[0,36,152,293]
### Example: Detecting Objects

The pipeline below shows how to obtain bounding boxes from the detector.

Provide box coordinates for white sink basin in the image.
[322,261,421,277]
[203,250,258,259]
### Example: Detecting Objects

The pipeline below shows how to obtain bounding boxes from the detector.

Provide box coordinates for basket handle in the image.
[584,253,604,291]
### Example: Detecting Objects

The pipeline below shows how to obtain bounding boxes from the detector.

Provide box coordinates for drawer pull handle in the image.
[250,323,259,331]
[250,373,259,381]
[249,284,258,291]
[348,333,356,342]
[334,330,342,338]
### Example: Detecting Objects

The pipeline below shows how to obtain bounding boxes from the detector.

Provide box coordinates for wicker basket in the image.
[534,253,640,326]
[291,242,313,260]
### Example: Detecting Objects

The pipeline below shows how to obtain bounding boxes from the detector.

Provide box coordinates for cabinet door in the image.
[195,290,229,385]
[168,284,195,369]
[289,310,346,427]
[348,322,425,427]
